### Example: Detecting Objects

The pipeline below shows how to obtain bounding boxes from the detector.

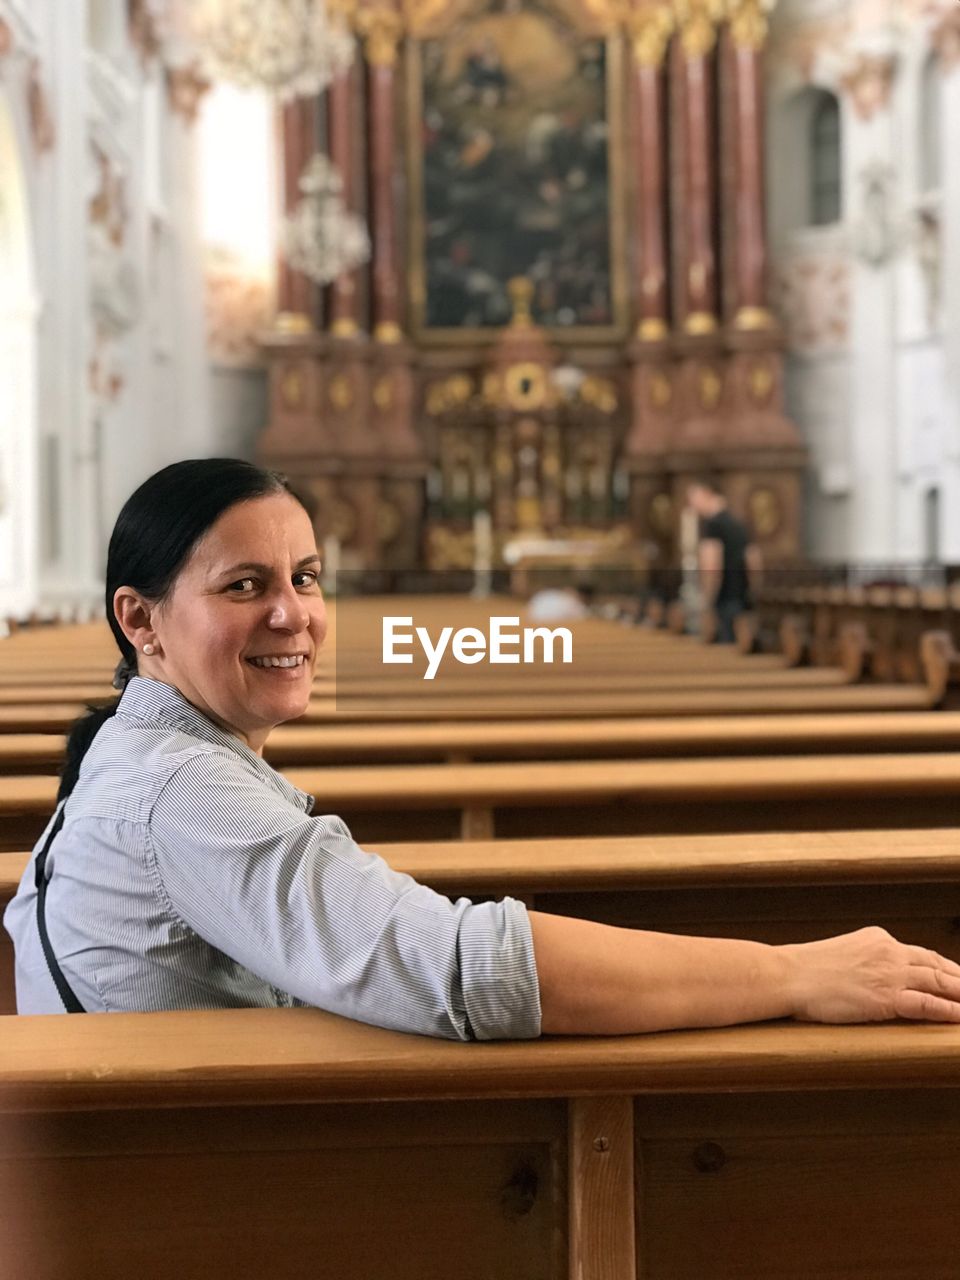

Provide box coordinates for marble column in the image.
[628,5,673,344]
[725,0,773,331]
[674,3,720,335]
[327,57,363,338]
[277,97,319,327]
[361,3,405,343]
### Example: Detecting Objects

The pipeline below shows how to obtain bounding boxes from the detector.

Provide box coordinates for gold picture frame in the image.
[405,3,629,346]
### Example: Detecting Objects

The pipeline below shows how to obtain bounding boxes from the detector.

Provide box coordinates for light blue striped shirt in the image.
[3,677,541,1039]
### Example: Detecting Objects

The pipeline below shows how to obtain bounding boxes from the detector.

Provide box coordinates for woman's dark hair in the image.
[58,458,303,801]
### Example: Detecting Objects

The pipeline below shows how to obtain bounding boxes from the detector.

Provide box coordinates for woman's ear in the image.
[113,587,155,652]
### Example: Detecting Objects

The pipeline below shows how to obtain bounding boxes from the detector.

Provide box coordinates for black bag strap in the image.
[34,804,85,1013]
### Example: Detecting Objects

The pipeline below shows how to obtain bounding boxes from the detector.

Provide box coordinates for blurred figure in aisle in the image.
[686,478,762,643]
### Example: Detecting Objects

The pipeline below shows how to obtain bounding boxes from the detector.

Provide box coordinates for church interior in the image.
[1,0,957,614]
[4,1,960,1277]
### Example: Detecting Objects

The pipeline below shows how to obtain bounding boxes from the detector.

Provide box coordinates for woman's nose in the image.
[267,587,310,631]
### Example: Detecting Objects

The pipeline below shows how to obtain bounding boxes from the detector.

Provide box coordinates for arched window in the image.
[919,53,941,195]
[810,91,842,226]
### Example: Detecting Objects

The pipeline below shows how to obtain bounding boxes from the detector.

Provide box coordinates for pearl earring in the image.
[143,643,155,656]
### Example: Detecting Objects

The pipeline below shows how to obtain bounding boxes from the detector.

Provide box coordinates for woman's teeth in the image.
[249,655,305,669]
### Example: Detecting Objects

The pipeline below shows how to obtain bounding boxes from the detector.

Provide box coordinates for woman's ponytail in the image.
[57,701,122,802]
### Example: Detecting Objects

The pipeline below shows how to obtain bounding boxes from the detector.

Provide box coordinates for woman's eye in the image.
[227,578,257,594]
[293,570,320,589]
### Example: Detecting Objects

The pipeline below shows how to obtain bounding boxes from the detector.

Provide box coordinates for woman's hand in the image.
[782,927,960,1024]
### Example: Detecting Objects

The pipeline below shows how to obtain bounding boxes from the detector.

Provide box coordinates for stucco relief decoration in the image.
[932,7,960,70]
[839,52,895,120]
[127,0,163,64]
[774,253,850,353]
[766,16,849,84]
[204,249,273,366]
[27,59,55,152]
[88,144,140,407]
[852,160,898,267]
[165,63,211,123]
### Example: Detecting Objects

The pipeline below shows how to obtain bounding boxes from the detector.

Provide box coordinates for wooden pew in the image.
[0,682,937,735]
[6,753,960,846]
[6,826,960,1014]
[2,1008,960,1278]
[10,708,960,775]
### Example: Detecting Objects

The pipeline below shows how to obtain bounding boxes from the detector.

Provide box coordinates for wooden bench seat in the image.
[0,683,936,734]
[9,709,960,774]
[4,753,960,846]
[2,1009,960,1278]
[5,828,960,1014]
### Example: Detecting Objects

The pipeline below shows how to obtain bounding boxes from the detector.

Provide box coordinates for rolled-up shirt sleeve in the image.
[148,748,541,1041]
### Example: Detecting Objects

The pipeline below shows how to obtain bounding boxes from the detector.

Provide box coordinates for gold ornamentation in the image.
[748,361,774,403]
[330,498,358,542]
[515,494,543,531]
[684,310,718,336]
[649,371,672,409]
[674,0,723,58]
[357,4,404,67]
[637,316,669,342]
[373,376,394,411]
[329,374,354,410]
[273,311,313,334]
[725,0,771,51]
[403,0,452,40]
[504,362,549,412]
[649,492,674,537]
[734,305,774,332]
[426,375,473,415]
[698,366,723,411]
[748,486,781,538]
[377,500,402,544]
[628,5,674,67]
[579,375,618,414]
[280,366,305,409]
[374,320,403,343]
[330,317,361,338]
[507,277,535,329]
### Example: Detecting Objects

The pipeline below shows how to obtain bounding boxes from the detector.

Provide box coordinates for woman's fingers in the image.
[905,946,960,979]
[894,986,960,1023]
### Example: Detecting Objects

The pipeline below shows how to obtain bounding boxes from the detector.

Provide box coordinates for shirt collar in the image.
[117,677,314,813]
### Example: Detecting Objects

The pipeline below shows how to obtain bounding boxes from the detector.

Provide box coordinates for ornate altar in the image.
[258,0,805,574]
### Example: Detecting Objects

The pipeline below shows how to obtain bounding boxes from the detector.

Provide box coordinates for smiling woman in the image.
[6,457,960,1036]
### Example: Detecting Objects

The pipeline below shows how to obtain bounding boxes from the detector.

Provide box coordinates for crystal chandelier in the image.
[196,0,355,100]
[282,154,370,285]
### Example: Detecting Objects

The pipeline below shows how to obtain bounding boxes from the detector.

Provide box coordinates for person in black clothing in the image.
[686,478,762,643]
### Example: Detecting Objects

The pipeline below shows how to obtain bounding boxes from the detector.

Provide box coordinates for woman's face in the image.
[143,492,326,752]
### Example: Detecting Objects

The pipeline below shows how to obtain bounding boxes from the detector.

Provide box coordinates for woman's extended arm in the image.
[528,912,960,1035]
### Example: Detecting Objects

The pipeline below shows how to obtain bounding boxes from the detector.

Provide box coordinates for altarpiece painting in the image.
[407,0,627,340]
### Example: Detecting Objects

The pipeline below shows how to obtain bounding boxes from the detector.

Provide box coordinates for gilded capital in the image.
[726,0,772,51]
[357,4,404,66]
[628,5,674,68]
[674,0,724,59]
